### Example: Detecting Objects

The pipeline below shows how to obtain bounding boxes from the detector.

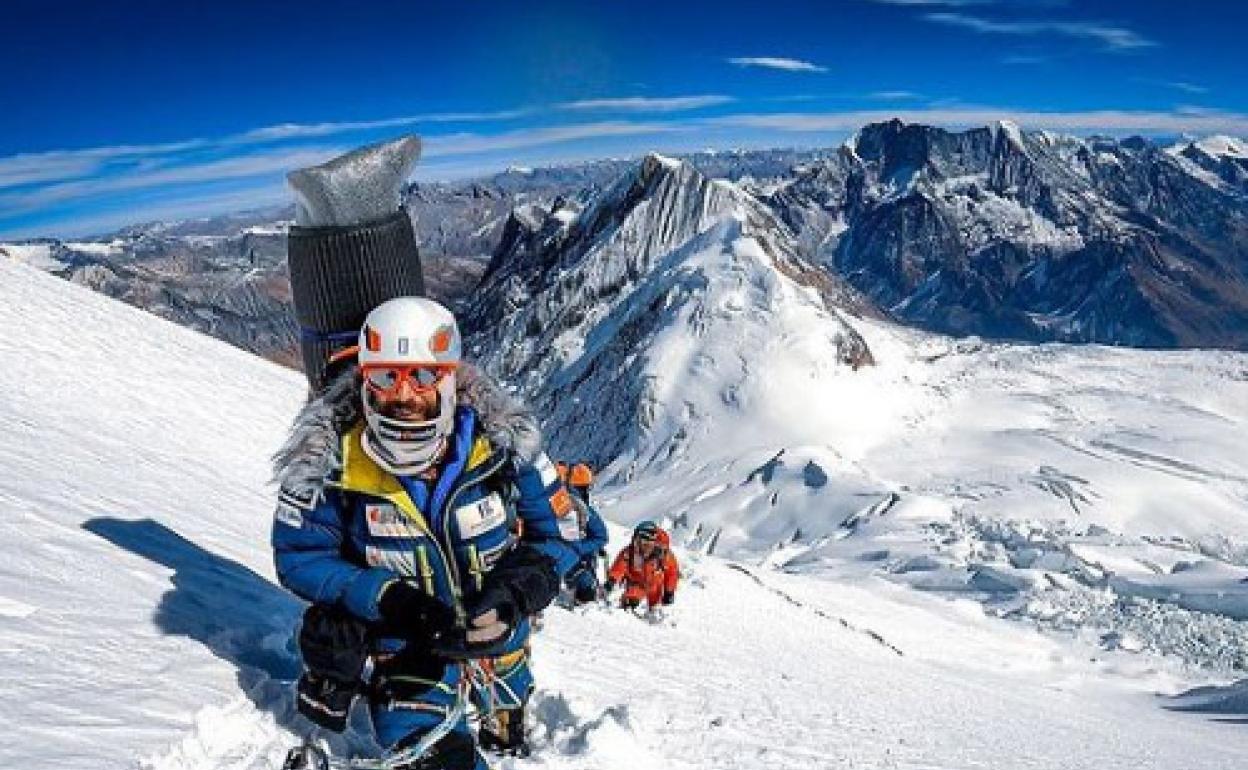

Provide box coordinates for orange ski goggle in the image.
[360,363,456,397]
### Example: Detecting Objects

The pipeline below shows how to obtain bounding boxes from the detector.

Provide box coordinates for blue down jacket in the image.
[270,364,582,654]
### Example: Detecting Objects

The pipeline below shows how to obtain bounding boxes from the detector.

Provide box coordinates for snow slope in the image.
[0,258,307,770]
[3,255,1248,770]
[598,314,1248,672]
[0,241,65,270]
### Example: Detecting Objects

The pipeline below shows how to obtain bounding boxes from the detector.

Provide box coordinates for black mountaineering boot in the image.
[478,707,531,758]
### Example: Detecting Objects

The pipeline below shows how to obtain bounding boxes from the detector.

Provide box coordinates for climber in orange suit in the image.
[605,520,679,610]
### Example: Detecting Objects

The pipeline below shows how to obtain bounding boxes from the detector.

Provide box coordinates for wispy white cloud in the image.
[557,95,733,112]
[1173,105,1231,117]
[868,91,923,101]
[1169,82,1210,95]
[767,93,834,103]
[0,109,535,193]
[239,109,534,142]
[0,153,119,189]
[925,12,1156,50]
[424,121,686,157]
[3,184,295,241]
[0,139,208,190]
[0,103,693,196]
[728,57,828,73]
[1148,80,1210,95]
[0,147,347,215]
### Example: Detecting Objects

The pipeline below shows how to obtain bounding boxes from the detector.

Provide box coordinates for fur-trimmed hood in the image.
[272,362,543,499]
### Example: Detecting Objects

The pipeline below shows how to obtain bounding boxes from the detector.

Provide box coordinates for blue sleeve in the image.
[510,458,583,577]
[580,505,609,557]
[271,486,397,622]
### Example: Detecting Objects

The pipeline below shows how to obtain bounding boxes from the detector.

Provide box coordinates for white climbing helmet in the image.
[355,297,462,475]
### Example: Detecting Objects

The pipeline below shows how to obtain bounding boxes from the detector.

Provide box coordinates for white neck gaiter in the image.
[360,375,456,476]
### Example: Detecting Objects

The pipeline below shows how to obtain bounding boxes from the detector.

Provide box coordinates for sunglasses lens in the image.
[365,367,400,390]
[412,367,442,387]
[365,365,451,393]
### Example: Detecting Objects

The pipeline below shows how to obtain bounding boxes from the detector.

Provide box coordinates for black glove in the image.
[480,543,561,618]
[298,604,371,682]
[661,591,675,606]
[604,579,617,594]
[295,604,372,732]
[377,580,457,645]
[431,544,559,660]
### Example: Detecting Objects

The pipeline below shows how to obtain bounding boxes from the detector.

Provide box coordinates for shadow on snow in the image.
[83,516,305,732]
[1164,679,1248,725]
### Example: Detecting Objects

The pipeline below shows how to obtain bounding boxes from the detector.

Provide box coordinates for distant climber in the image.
[605,521,680,611]
[563,493,609,604]
[568,462,594,505]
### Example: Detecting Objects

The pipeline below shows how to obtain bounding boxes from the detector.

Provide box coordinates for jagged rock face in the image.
[462,155,874,471]
[472,156,877,336]
[405,181,530,259]
[56,246,300,367]
[406,148,837,262]
[1175,137,1248,194]
[767,119,1248,348]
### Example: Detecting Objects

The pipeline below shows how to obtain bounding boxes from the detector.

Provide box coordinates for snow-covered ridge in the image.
[0,241,62,269]
[465,153,873,472]
[1171,134,1248,160]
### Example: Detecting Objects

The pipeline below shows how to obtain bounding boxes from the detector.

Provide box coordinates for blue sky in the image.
[3,0,1246,239]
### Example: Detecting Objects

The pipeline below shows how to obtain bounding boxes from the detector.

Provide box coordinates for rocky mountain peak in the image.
[461,154,873,469]
[769,123,1248,347]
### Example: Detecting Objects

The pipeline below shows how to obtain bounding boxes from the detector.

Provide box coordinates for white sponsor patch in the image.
[365,545,419,576]
[534,452,559,487]
[454,493,508,539]
[364,504,424,539]
[275,503,304,529]
[557,514,582,541]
